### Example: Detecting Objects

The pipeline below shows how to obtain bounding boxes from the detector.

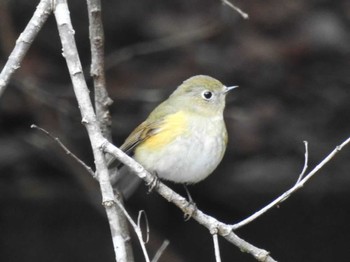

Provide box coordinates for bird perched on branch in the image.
[110,75,237,198]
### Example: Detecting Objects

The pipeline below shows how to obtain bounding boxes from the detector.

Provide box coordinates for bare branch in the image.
[30,124,95,177]
[101,135,350,261]
[86,0,113,141]
[86,1,134,259]
[101,141,277,262]
[27,125,105,215]
[211,228,222,262]
[151,240,170,262]
[221,0,249,19]
[114,198,151,262]
[0,0,52,97]
[53,1,130,261]
[296,141,309,184]
[232,136,350,230]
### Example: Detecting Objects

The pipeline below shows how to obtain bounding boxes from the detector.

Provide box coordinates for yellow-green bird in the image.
[112,75,237,195]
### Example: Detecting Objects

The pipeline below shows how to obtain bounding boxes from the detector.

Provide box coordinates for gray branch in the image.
[101,141,277,262]
[86,0,134,259]
[86,0,113,141]
[53,1,130,261]
[231,136,350,230]
[0,0,52,97]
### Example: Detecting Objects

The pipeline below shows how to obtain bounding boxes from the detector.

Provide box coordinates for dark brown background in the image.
[1,0,350,261]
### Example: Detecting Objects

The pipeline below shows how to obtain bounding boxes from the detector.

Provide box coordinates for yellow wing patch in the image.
[136,111,188,152]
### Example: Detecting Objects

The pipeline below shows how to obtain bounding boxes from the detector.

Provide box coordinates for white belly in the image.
[135,118,227,184]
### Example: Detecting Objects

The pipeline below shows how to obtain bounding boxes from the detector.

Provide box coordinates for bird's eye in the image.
[202,91,213,100]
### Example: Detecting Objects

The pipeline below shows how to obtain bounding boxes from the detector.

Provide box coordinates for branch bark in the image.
[86,0,134,260]
[53,1,130,261]
[86,0,113,141]
[101,132,350,262]
[0,0,52,97]
[101,141,277,262]
[212,232,222,262]
[231,136,350,230]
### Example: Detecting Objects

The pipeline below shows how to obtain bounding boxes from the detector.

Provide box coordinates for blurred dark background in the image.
[1,0,350,261]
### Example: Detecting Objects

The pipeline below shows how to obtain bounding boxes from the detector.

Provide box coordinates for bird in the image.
[110,75,237,198]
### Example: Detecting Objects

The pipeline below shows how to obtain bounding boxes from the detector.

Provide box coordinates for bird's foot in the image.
[184,201,197,221]
[146,172,159,193]
[183,185,197,221]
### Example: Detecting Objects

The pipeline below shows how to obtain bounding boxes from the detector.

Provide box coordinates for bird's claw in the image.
[146,173,159,193]
[184,201,197,221]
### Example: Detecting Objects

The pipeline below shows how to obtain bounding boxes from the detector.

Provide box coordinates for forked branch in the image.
[231,137,350,230]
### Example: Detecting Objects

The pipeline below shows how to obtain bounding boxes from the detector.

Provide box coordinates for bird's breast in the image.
[135,111,227,183]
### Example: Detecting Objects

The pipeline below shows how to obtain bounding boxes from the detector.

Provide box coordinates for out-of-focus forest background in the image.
[0,0,349,261]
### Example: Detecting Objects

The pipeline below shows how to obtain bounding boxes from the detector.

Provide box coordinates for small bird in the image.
[111,75,237,196]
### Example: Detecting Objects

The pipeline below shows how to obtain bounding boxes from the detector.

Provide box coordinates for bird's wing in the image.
[119,118,164,154]
[107,119,163,169]
[120,100,179,154]
[107,101,177,169]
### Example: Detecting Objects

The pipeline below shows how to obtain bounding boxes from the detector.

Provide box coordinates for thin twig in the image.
[0,0,52,97]
[221,0,249,19]
[232,137,350,230]
[30,124,95,177]
[27,125,105,215]
[151,240,170,262]
[114,198,151,262]
[296,141,309,184]
[212,230,222,262]
[137,210,150,244]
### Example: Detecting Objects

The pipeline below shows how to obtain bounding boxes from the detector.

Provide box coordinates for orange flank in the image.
[137,111,188,151]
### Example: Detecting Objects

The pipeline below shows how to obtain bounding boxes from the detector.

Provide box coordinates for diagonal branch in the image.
[231,136,350,230]
[101,132,350,262]
[151,239,170,262]
[101,141,277,262]
[0,0,52,97]
[221,0,249,19]
[30,124,95,177]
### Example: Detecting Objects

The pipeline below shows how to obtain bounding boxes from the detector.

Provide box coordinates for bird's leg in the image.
[183,185,197,221]
[184,184,194,203]
[146,171,159,193]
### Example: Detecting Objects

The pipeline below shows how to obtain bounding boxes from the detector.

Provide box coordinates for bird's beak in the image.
[224,85,239,93]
